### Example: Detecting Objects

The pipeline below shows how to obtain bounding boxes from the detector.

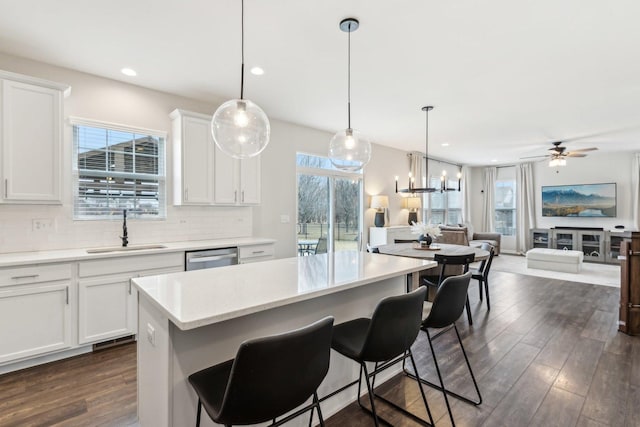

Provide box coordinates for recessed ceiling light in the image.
[250,66,264,76]
[441,143,449,147]
[121,68,137,77]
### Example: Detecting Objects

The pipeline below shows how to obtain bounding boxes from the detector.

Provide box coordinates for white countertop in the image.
[132,251,435,330]
[0,237,275,267]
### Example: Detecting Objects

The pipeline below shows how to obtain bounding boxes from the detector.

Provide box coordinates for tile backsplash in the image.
[0,204,252,253]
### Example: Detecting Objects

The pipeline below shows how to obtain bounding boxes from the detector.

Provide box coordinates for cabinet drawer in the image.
[79,252,184,278]
[239,244,274,260]
[0,263,71,287]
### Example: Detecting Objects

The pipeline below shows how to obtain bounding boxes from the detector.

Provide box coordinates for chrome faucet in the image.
[120,209,128,247]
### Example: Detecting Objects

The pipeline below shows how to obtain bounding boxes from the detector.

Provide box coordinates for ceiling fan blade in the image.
[520,154,550,159]
[565,153,587,157]
[567,147,598,153]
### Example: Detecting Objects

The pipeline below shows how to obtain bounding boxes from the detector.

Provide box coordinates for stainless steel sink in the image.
[86,244,167,254]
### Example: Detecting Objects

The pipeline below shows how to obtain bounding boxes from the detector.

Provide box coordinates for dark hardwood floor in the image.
[0,270,637,426]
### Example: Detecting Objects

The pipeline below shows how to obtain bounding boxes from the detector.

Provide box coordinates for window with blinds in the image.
[72,120,166,219]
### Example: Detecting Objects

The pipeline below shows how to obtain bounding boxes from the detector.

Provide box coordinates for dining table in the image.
[375,242,490,290]
[376,242,490,261]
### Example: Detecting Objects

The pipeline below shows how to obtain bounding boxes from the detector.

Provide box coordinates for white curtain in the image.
[516,162,535,254]
[482,167,497,231]
[633,154,640,229]
[409,151,424,188]
[461,165,472,223]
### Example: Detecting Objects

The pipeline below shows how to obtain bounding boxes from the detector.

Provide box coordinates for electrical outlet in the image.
[32,218,54,232]
[147,323,156,346]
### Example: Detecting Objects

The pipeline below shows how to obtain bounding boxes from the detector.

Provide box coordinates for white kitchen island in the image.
[132,251,435,427]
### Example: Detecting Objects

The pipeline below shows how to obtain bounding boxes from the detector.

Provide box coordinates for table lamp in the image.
[370,195,389,227]
[406,197,421,225]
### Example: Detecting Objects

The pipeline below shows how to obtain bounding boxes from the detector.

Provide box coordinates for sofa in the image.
[437,224,501,255]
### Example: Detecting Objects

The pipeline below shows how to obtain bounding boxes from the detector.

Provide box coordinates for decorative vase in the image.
[418,234,432,246]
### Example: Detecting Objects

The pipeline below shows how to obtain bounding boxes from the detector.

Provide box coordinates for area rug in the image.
[490,254,620,288]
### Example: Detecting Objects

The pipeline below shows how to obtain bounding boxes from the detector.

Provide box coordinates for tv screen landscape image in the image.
[542,183,616,217]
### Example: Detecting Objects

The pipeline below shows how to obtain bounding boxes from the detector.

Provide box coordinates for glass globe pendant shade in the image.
[328,128,372,171]
[211,99,270,159]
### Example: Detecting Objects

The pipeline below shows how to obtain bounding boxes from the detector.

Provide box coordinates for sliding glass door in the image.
[296,154,363,255]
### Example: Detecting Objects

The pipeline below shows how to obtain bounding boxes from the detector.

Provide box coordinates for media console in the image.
[530,227,632,264]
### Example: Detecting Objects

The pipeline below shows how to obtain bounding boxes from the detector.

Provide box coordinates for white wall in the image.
[0,52,410,256]
[466,152,637,252]
[533,152,634,230]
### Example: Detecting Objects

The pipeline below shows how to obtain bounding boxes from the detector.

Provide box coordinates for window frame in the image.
[70,117,167,220]
[422,177,462,225]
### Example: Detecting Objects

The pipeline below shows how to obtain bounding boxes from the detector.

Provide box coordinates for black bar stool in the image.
[323,287,435,426]
[421,252,475,324]
[188,316,334,427]
[406,272,482,427]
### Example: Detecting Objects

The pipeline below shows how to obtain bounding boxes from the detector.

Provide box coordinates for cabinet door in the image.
[213,146,239,204]
[578,231,604,262]
[0,282,72,363]
[2,80,62,203]
[78,275,135,345]
[554,230,576,250]
[239,155,261,204]
[180,116,213,204]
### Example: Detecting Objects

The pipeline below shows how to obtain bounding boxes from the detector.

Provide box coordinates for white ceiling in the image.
[1,0,639,166]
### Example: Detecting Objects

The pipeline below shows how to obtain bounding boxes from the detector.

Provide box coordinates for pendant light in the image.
[211,0,270,159]
[328,18,372,172]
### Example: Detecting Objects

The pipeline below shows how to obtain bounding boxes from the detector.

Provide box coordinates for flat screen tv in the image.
[542,183,616,217]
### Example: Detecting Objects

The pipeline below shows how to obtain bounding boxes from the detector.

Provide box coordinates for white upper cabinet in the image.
[0,71,70,204]
[170,109,213,205]
[213,144,261,205]
[171,108,261,206]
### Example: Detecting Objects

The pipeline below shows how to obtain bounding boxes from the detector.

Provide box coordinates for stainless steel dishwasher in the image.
[185,247,238,271]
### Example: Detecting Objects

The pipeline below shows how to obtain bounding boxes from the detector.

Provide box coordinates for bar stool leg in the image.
[361,363,381,427]
[426,329,456,427]
[408,350,435,427]
[195,399,202,427]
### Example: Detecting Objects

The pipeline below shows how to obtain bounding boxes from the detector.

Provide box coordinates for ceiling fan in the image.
[520,141,598,166]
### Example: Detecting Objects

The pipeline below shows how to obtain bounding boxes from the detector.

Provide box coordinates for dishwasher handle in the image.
[188,253,238,263]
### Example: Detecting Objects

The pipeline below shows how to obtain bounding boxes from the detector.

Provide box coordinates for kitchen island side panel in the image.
[167,276,405,427]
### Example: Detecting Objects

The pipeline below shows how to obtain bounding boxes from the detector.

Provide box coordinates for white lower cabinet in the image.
[78,274,135,345]
[239,243,275,264]
[78,253,183,345]
[0,264,72,364]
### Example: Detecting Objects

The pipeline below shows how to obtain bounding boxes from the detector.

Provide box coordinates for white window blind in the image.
[72,120,166,219]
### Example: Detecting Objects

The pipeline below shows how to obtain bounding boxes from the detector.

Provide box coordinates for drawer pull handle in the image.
[252,250,265,254]
[11,274,39,280]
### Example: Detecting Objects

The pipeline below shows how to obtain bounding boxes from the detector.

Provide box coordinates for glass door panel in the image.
[297,173,329,256]
[554,231,575,250]
[334,178,362,252]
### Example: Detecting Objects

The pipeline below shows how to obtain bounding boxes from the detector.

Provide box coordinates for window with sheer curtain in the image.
[72,119,166,219]
[423,177,462,224]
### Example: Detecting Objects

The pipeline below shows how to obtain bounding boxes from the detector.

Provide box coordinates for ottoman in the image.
[526,248,584,273]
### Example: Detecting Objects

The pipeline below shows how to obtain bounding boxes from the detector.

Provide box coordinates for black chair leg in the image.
[361,363,381,427]
[408,350,435,427]
[478,280,483,301]
[196,399,202,427]
[465,296,473,325]
[454,324,482,405]
[425,329,456,427]
[484,278,491,310]
[314,392,325,427]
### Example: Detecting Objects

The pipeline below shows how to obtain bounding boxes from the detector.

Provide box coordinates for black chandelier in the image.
[395,106,461,194]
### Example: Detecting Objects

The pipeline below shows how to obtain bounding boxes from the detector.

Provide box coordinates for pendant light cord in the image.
[240,0,245,100]
[347,23,351,129]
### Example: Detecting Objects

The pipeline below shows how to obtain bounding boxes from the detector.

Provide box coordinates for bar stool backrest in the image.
[218,316,334,425]
[423,272,472,329]
[360,287,427,362]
